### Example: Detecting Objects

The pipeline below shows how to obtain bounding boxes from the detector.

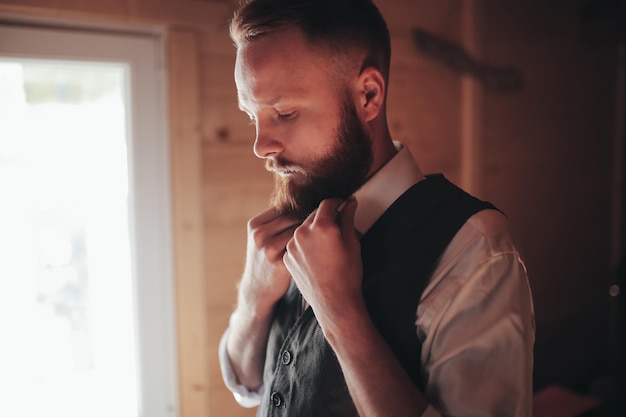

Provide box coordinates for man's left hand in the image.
[283,197,364,330]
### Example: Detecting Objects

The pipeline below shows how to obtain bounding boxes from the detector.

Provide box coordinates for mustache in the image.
[265,158,307,176]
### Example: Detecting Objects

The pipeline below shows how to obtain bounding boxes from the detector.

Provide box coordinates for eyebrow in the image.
[238,90,288,110]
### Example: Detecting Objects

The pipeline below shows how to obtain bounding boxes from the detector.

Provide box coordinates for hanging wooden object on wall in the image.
[412,28,524,93]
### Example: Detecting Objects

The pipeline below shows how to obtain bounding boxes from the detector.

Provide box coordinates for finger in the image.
[314,198,344,225]
[273,218,301,238]
[250,206,300,229]
[268,224,299,260]
[249,212,301,244]
[249,206,281,226]
[283,239,296,270]
[339,197,358,237]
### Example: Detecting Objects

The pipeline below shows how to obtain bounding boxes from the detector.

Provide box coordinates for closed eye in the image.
[277,110,297,121]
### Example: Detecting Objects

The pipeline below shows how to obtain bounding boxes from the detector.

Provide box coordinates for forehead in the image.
[234,28,340,108]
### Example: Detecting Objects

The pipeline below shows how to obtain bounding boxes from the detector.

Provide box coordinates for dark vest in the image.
[257,174,496,417]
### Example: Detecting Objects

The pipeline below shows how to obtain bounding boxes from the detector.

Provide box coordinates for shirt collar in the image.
[353,143,424,235]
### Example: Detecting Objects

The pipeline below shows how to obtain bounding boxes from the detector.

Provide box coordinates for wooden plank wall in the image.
[0,0,621,415]
[169,29,210,417]
[480,0,619,391]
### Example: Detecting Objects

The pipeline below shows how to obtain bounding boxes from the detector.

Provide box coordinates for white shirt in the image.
[219,145,535,417]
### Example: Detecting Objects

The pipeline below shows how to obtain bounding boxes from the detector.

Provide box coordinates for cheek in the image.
[286,118,338,160]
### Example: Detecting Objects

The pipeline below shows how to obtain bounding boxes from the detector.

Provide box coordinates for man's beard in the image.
[267,99,373,222]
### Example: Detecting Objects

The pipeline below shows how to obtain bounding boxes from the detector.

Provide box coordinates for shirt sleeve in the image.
[218,315,265,408]
[417,211,535,417]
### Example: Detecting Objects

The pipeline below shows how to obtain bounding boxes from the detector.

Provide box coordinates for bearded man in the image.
[219,1,535,416]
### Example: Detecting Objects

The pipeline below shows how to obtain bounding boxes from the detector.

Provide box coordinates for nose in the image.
[253,126,283,159]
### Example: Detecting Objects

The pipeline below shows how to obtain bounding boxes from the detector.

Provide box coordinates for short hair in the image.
[230,0,391,82]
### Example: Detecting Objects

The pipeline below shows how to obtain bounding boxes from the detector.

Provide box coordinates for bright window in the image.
[0,25,177,417]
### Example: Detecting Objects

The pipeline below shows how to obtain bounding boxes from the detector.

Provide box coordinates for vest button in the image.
[270,391,283,408]
[280,350,292,365]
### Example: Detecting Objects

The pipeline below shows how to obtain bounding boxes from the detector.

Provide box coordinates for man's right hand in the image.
[225,207,300,390]
[239,207,301,310]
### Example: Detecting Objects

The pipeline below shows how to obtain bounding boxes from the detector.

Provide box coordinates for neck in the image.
[368,121,398,176]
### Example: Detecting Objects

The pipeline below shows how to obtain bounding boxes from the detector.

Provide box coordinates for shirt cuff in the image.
[218,323,264,408]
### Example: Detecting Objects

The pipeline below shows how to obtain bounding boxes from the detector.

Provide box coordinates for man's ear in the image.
[357,67,386,122]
